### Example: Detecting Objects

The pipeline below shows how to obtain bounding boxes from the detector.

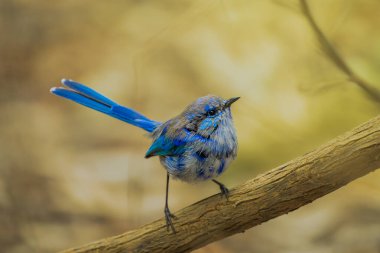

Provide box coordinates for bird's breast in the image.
[160,153,234,183]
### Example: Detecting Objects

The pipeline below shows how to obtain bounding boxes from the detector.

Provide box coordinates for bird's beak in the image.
[225,97,240,108]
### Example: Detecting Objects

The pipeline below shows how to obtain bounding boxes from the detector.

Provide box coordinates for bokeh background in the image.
[1,0,380,252]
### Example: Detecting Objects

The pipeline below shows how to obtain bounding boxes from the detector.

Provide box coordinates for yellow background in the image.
[1,0,380,252]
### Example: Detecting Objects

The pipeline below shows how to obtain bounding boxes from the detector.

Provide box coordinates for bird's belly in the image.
[160,154,233,183]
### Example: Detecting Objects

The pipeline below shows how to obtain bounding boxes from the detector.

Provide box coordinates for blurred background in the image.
[1,0,380,252]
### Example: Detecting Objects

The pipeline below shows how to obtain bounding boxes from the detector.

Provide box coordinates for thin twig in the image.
[299,0,380,103]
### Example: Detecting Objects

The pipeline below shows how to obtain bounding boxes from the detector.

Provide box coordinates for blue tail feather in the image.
[51,87,112,114]
[61,79,118,107]
[50,79,160,133]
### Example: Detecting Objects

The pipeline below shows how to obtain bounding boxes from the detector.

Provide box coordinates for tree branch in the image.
[61,115,380,253]
[299,0,380,103]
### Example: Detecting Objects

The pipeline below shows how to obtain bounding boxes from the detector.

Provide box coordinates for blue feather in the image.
[62,79,118,106]
[145,134,186,158]
[217,159,226,174]
[50,87,111,114]
[50,79,160,132]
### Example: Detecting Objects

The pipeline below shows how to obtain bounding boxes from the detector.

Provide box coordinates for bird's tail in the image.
[50,79,160,133]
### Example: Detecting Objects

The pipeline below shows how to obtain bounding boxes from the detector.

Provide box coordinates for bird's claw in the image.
[219,184,229,200]
[212,179,229,200]
[164,206,176,233]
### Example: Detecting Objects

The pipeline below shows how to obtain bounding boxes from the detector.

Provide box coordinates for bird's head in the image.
[182,95,239,138]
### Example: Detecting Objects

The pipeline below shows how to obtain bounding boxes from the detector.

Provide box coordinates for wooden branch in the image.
[61,115,380,253]
[299,0,380,103]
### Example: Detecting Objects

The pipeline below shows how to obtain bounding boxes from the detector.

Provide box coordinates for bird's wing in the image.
[145,134,187,158]
[145,122,192,158]
[145,124,212,158]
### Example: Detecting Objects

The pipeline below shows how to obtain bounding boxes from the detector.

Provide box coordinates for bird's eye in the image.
[207,109,217,116]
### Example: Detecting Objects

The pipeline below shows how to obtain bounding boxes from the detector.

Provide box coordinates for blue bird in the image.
[50,79,239,232]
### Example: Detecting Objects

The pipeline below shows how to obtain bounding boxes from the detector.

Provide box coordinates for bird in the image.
[50,79,239,232]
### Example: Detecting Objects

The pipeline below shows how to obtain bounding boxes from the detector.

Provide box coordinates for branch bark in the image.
[61,115,380,253]
[300,0,380,103]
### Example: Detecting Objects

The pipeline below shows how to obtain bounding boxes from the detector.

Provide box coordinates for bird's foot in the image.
[164,206,176,233]
[212,179,229,200]
[219,184,229,200]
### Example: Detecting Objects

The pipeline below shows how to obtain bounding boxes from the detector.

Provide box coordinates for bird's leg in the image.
[164,173,176,233]
[212,179,229,199]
